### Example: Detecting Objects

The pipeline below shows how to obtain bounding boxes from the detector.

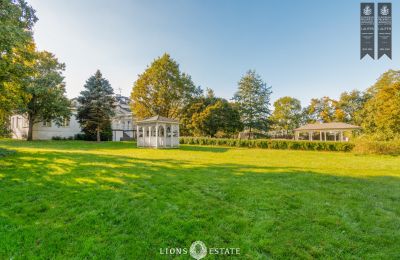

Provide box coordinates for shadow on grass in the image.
[0,147,399,259]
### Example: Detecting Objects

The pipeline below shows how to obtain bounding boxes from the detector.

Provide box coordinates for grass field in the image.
[0,140,399,259]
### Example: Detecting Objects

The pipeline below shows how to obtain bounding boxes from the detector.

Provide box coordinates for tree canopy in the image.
[131,53,201,120]
[270,96,302,135]
[359,70,400,139]
[20,51,70,141]
[0,0,37,135]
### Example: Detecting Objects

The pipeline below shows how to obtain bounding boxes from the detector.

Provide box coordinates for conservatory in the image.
[136,115,180,148]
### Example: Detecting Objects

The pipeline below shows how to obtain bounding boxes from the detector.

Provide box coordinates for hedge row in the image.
[180,137,355,152]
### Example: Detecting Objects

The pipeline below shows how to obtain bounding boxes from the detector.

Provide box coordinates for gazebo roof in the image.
[136,115,179,124]
[294,122,361,131]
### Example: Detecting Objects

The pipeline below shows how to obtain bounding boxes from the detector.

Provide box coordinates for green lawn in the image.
[0,140,399,259]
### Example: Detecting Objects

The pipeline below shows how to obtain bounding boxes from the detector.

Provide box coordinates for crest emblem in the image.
[380,5,389,16]
[189,241,207,260]
[363,5,372,16]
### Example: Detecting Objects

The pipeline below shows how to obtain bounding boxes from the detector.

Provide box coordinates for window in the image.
[42,120,52,127]
[138,127,143,137]
[61,118,70,127]
[166,126,171,137]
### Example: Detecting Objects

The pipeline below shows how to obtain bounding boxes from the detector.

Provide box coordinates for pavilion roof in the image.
[136,115,179,124]
[294,122,361,131]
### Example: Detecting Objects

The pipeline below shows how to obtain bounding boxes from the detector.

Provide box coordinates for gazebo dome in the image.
[136,115,180,148]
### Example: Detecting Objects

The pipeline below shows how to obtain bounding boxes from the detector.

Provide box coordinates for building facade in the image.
[10,95,135,141]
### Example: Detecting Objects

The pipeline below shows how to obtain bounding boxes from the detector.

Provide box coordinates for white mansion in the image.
[10,95,136,141]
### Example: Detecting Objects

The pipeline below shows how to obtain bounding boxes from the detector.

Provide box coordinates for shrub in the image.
[353,140,400,155]
[179,137,355,152]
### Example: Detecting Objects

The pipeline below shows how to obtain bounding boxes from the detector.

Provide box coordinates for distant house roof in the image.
[294,122,361,131]
[136,115,179,124]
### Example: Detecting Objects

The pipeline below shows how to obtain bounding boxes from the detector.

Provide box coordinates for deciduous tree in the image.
[192,99,242,137]
[131,53,201,120]
[0,0,37,135]
[270,96,302,136]
[20,51,70,141]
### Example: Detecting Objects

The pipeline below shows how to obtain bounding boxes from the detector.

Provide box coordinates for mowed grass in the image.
[0,140,399,259]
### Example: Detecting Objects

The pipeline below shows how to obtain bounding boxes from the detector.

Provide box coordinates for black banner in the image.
[378,3,392,59]
[360,3,375,59]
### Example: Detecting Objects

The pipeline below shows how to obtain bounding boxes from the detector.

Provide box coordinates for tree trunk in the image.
[27,114,34,141]
[248,126,252,139]
[96,127,100,142]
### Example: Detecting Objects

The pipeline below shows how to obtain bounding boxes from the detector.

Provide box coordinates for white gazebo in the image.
[136,115,180,148]
[294,122,361,142]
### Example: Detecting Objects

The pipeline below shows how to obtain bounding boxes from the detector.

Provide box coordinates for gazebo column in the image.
[334,132,337,142]
[324,131,327,141]
[319,131,322,141]
[340,131,343,142]
[136,125,139,144]
[155,123,159,148]
[148,126,151,146]
[163,123,167,148]
[309,131,312,141]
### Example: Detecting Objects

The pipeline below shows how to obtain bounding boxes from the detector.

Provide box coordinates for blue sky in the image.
[30,0,399,106]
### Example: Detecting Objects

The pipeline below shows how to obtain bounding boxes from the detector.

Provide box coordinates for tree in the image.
[337,90,367,125]
[192,100,242,137]
[77,70,116,142]
[304,96,341,123]
[180,88,217,136]
[131,53,201,120]
[270,96,302,136]
[359,70,400,139]
[232,70,272,136]
[0,0,37,136]
[19,51,70,141]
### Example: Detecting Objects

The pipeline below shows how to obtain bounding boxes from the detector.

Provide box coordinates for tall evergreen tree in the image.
[77,70,116,142]
[232,70,272,136]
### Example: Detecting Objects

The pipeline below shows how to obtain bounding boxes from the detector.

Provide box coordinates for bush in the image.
[179,137,355,152]
[353,140,400,155]
[52,136,74,141]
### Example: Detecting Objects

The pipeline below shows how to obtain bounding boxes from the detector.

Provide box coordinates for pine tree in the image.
[77,70,116,142]
[233,70,272,137]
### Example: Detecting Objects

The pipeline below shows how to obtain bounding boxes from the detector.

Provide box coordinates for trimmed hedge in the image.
[180,137,355,152]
